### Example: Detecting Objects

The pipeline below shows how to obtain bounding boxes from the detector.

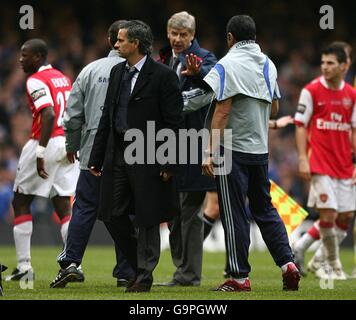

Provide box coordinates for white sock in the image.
[312,244,326,262]
[314,224,348,263]
[13,217,33,271]
[354,226,356,266]
[232,277,248,284]
[335,224,347,245]
[281,262,296,273]
[295,233,315,253]
[319,225,340,268]
[60,217,70,245]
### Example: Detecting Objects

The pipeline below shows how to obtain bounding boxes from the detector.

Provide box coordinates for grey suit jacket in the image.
[63,50,125,169]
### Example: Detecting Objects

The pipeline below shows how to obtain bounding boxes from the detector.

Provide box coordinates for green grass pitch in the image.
[0,246,355,300]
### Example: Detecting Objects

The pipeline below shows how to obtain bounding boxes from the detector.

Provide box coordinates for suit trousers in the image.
[104,137,162,286]
[168,191,205,285]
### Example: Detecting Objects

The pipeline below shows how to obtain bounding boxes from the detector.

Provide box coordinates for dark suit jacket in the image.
[159,39,217,192]
[88,56,184,227]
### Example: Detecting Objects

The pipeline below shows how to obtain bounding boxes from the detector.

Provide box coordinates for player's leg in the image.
[314,178,355,279]
[203,191,220,239]
[9,137,64,281]
[293,220,320,276]
[335,212,354,243]
[311,212,352,271]
[6,192,35,281]
[315,208,341,279]
[352,215,356,278]
[51,195,71,244]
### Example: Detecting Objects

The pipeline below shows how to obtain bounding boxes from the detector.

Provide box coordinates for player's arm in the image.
[294,88,313,181]
[269,115,294,129]
[37,107,55,179]
[295,126,310,180]
[351,102,356,184]
[27,78,55,179]
[352,127,356,184]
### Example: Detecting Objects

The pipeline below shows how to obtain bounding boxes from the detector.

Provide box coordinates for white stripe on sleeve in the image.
[294,88,313,127]
[26,78,54,110]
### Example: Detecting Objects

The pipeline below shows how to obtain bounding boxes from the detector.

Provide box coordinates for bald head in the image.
[20,38,48,74]
[22,39,48,59]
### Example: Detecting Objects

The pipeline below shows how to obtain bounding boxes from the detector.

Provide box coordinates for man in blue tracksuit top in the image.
[202,15,300,292]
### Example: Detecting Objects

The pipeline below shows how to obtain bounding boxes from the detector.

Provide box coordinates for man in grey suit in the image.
[50,20,135,288]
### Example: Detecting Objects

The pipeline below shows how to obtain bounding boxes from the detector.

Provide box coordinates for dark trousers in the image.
[104,139,161,287]
[58,170,135,280]
[168,191,205,284]
[215,149,293,278]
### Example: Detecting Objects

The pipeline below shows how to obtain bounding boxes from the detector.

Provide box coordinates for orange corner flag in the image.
[270,180,308,236]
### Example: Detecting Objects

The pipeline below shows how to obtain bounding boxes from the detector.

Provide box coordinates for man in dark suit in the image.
[157,11,217,286]
[88,20,184,293]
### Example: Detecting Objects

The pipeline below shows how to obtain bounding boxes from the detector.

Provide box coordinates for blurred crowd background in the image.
[0,0,355,243]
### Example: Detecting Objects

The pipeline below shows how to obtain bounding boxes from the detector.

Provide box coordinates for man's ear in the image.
[34,52,42,63]
[340,62,348,73]
[227,32,233,42]
[189,31,195,41]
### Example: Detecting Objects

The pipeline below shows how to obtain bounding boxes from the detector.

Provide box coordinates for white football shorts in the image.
[13,136,79,198]
[307,174,356,213]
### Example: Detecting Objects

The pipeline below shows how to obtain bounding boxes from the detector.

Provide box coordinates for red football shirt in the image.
[294,76,356,179]
[25,65,72,140]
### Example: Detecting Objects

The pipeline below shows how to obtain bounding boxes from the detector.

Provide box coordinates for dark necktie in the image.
[171,56,180,73]
[116,67,137,133]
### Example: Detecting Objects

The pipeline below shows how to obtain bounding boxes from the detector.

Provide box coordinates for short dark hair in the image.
[108,20,127,47]
[330,41,352,62]
[226,15,256,42]
[23,38,48,59]
[321,43,347,63]
[121,20,153,55]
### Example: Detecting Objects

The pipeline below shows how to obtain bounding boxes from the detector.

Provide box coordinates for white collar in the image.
[171,50,179,59]
[320,76,345,90]
[38,64,52,72]
[126,55,147,72]
[234,40,256,49]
